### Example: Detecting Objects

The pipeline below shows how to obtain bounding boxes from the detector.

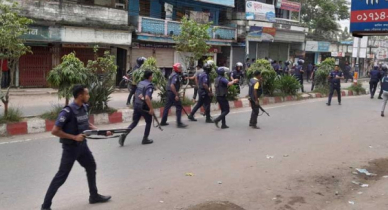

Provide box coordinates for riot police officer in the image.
[41,85,111,210]
[378,64,388,99]
[327,65,344,106]
[284,61,290,75]
[119,70,155,146]
[127,57,146,105]
[369,65,381,99]
[188,63,213,123]
[231,62,243,94]
[160,63,188,128]
[214,67,238,129]
[293,59,305,92]
[248,71,262,129]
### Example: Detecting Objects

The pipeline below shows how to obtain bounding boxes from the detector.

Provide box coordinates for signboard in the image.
[274,23,291,30]
[190,11,210,24]
[376,48,388,60]
[247,26,263,41]
[197,0,234,7]
[61,27,132,45]
[132,42,174,49]
[276,0,282,8]
[262,27,276,42]
[305,41,330,52]
[331,52,344,57]
[246,1,276,22]
[280,0,301,12]
[350,0,388,34]
[21,26,61,42]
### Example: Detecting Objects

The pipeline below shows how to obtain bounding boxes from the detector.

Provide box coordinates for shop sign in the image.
[331,52,344,57]
[196,0,234,7]
[133,42,175,49]
[305,41,330,52]
[62,44,109,48]
[350,0,388,34]
[376,48,388,60]
[21,26,61,42]
[246,26,263,41]
[246,1,276,22]
[61,27,132,45]
[208,46,221,53]
[262,27,276,42]
[274,23,291,30]
[281,0,301,12]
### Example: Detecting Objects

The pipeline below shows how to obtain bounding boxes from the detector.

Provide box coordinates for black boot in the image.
[142,137,153,145]
[89,194,112,204]
[382,111,385,117]
[41,206,51,210]
[118,131,130,147]
[206,118,214,123]
[177,123,188,128]
[221,125,229,129]
[160,122,169,126]
[188,115,197,121]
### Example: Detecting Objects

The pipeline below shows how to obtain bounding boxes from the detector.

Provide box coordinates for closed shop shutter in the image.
[19,46,52,87]
[131,48,153,69]
[155,49,174,68]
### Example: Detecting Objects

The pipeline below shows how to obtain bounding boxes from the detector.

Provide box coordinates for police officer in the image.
[310,64,317,91]
[327,65,344,106]
[284,61,290,75]
[306,62,313,82]
[231,62,243,94]
[380,69,388,117]
[190,65,203,102]
[127,57,146,105]
[248,71,262,129]
[160,63,188,128]
[41,85,111,210]
[119,70,155,146]
[369,65,381,99]
[344,62,353,83]
[378,64,388,99]
[188,63,213,123]
[214,67,238,129]
[293,59,305,92]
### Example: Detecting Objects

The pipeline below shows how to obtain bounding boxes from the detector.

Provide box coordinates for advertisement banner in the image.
[246,1,276,22]
[305,41,330,52]
[350,0,388,33]
[197,0,234,7]
[247,26,263,41]
[280,0,301,12]
[262,27,276,42]
[190,11,210,24]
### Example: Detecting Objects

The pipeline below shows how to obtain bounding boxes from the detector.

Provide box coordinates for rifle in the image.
[83,129,131,140]
[257,103,270,116]
[143,110,163,131]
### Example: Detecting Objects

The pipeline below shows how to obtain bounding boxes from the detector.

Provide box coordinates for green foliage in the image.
[275,75,301,96]
[348,83,366,95]
[151,100,165,109]
[0,107,22,123]
[247,59,277,96]
[204,58,218,83]
[313,86,330,95]
[227,85,239,101]
[133,57,166,90]
[47,53,89,104]
[314,58,336,90]
[181,96,195,107]
[40,105,63,121]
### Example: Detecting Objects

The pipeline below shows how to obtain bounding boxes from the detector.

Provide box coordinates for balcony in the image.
[17,0,128,27]
[138,16,237,41]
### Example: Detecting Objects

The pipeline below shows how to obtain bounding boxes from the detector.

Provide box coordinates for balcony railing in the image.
[138,16,237,41]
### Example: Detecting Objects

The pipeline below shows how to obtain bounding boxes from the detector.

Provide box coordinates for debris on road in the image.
[185,173,194,177]
[356,168,376,176]
[352,181,361,185]
[160,201,164,203]
[283,154,289,157]
[352,172,358,175]
[266,155,274,159]
[383,175,388,178]
[358,192,363,195]
[369,146,373,149]
[348,201,355,205]
[335,191,339,196]
[217,181,222,184]
[361,184,369,188]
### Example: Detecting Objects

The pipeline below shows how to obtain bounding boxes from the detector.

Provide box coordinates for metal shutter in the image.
[130,48,153,69]
[155,49,174,68]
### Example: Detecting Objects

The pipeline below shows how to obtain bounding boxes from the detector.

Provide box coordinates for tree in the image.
[341,27,351,41]
[298,0,350,41]
[0,0,33,116]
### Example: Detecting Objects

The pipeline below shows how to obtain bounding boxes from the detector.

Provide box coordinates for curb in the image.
[0,91,369,136]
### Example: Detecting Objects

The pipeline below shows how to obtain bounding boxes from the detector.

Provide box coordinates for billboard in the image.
[280,0,301,12]
[246,1,276,22]
[262,27,276,42]
[197,0,234,7]
[305,41,330,52]
[247,26,263,41]
[350,0,388,34]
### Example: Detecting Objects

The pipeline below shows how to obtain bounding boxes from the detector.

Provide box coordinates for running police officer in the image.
[344,62,353,83]
[369,65,381,99]
[284,61,290,75]
[127,57,146,106]
[188,63,213,123]
[231,62,243,94]
[293,59,305,92]
[378,64,388,99]
[214,67,238,129]
[41,85,111,210]
[380,68,388,117]
[119,70,155,146]
[248,71,262,129]
[160,63,188,128]
[327,65,344,106]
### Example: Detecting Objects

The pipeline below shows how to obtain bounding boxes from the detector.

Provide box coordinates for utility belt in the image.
[60,138,85,145]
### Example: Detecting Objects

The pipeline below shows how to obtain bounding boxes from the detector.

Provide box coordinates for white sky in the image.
[338,0,351,30]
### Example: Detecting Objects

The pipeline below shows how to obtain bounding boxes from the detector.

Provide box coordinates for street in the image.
[2,81,370,117]
[1,95,388,210]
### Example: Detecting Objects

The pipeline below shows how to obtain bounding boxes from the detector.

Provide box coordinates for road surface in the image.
[1,95,388,210]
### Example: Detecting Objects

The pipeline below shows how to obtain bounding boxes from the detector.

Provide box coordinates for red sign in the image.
[263,27,276,36]
[280,0,301,12]
[351,9,388,23]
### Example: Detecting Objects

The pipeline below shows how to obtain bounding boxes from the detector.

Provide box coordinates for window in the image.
[139,0,150,16]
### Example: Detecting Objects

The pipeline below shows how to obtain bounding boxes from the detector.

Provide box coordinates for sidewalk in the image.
[0,81,370,117]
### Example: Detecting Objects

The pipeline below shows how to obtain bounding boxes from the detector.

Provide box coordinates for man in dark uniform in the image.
[327,65,344,106]
[119,70,155,146]
[306,62,313,82]
[380,69,388,117]
[272,60,280,75]
[248,71,262,129]
[344,62,353,83]
[188,63,213,123]
[293,59,305,92]
[160,63,187,128]
[214,67,238,129]
[284,61,290,75]
[369,65,381,99]
[41,85,111,210]
[310,64,317,91]
[378,64,388,99]
[127,57,146,106]
[231,62,243,94]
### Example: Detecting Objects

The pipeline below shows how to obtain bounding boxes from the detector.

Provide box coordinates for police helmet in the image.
[217,67,226,76]
[207,60,215,66]
[136,57,147,66]
[297,59,305,65]
[203,63,211,73]
[173,63,182,72]
[285,61,290,66]
[236,62,243,67]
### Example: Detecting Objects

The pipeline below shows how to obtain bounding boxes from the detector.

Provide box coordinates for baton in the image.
[258,104,270,116]
[142,110,163,131]
[83,129,131,140]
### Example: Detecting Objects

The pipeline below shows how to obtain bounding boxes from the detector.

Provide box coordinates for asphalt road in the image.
[2,81,369,117]
[1,95,388,210]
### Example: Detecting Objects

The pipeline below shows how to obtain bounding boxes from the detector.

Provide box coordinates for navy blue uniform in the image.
[190,72,212,120]
[231,69,243,94]
[127,65,141,105]
[370,69,382,98]
[307,64,313,82]
[128,80,154,139]
[214,76,230,127]
[42,103,98,209]
[327,71,343,105]
[344,65,353,82]
[293,65,304,92]
[161,72,183,125]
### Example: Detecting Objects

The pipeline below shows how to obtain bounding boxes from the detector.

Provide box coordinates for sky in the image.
[338,0,351,30]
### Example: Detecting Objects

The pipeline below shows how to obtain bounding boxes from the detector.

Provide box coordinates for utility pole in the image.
[355,37,362,83]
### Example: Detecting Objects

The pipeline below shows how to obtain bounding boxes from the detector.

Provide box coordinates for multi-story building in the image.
[15,0,132,87]
[128,0,238,72]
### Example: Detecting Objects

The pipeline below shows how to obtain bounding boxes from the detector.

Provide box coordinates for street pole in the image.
[355,37,362,84]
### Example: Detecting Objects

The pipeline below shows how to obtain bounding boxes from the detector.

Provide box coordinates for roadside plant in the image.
[275,75,301,96]
[314,58,336,92]
[247,59,277,96]
[348,83,366,95]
